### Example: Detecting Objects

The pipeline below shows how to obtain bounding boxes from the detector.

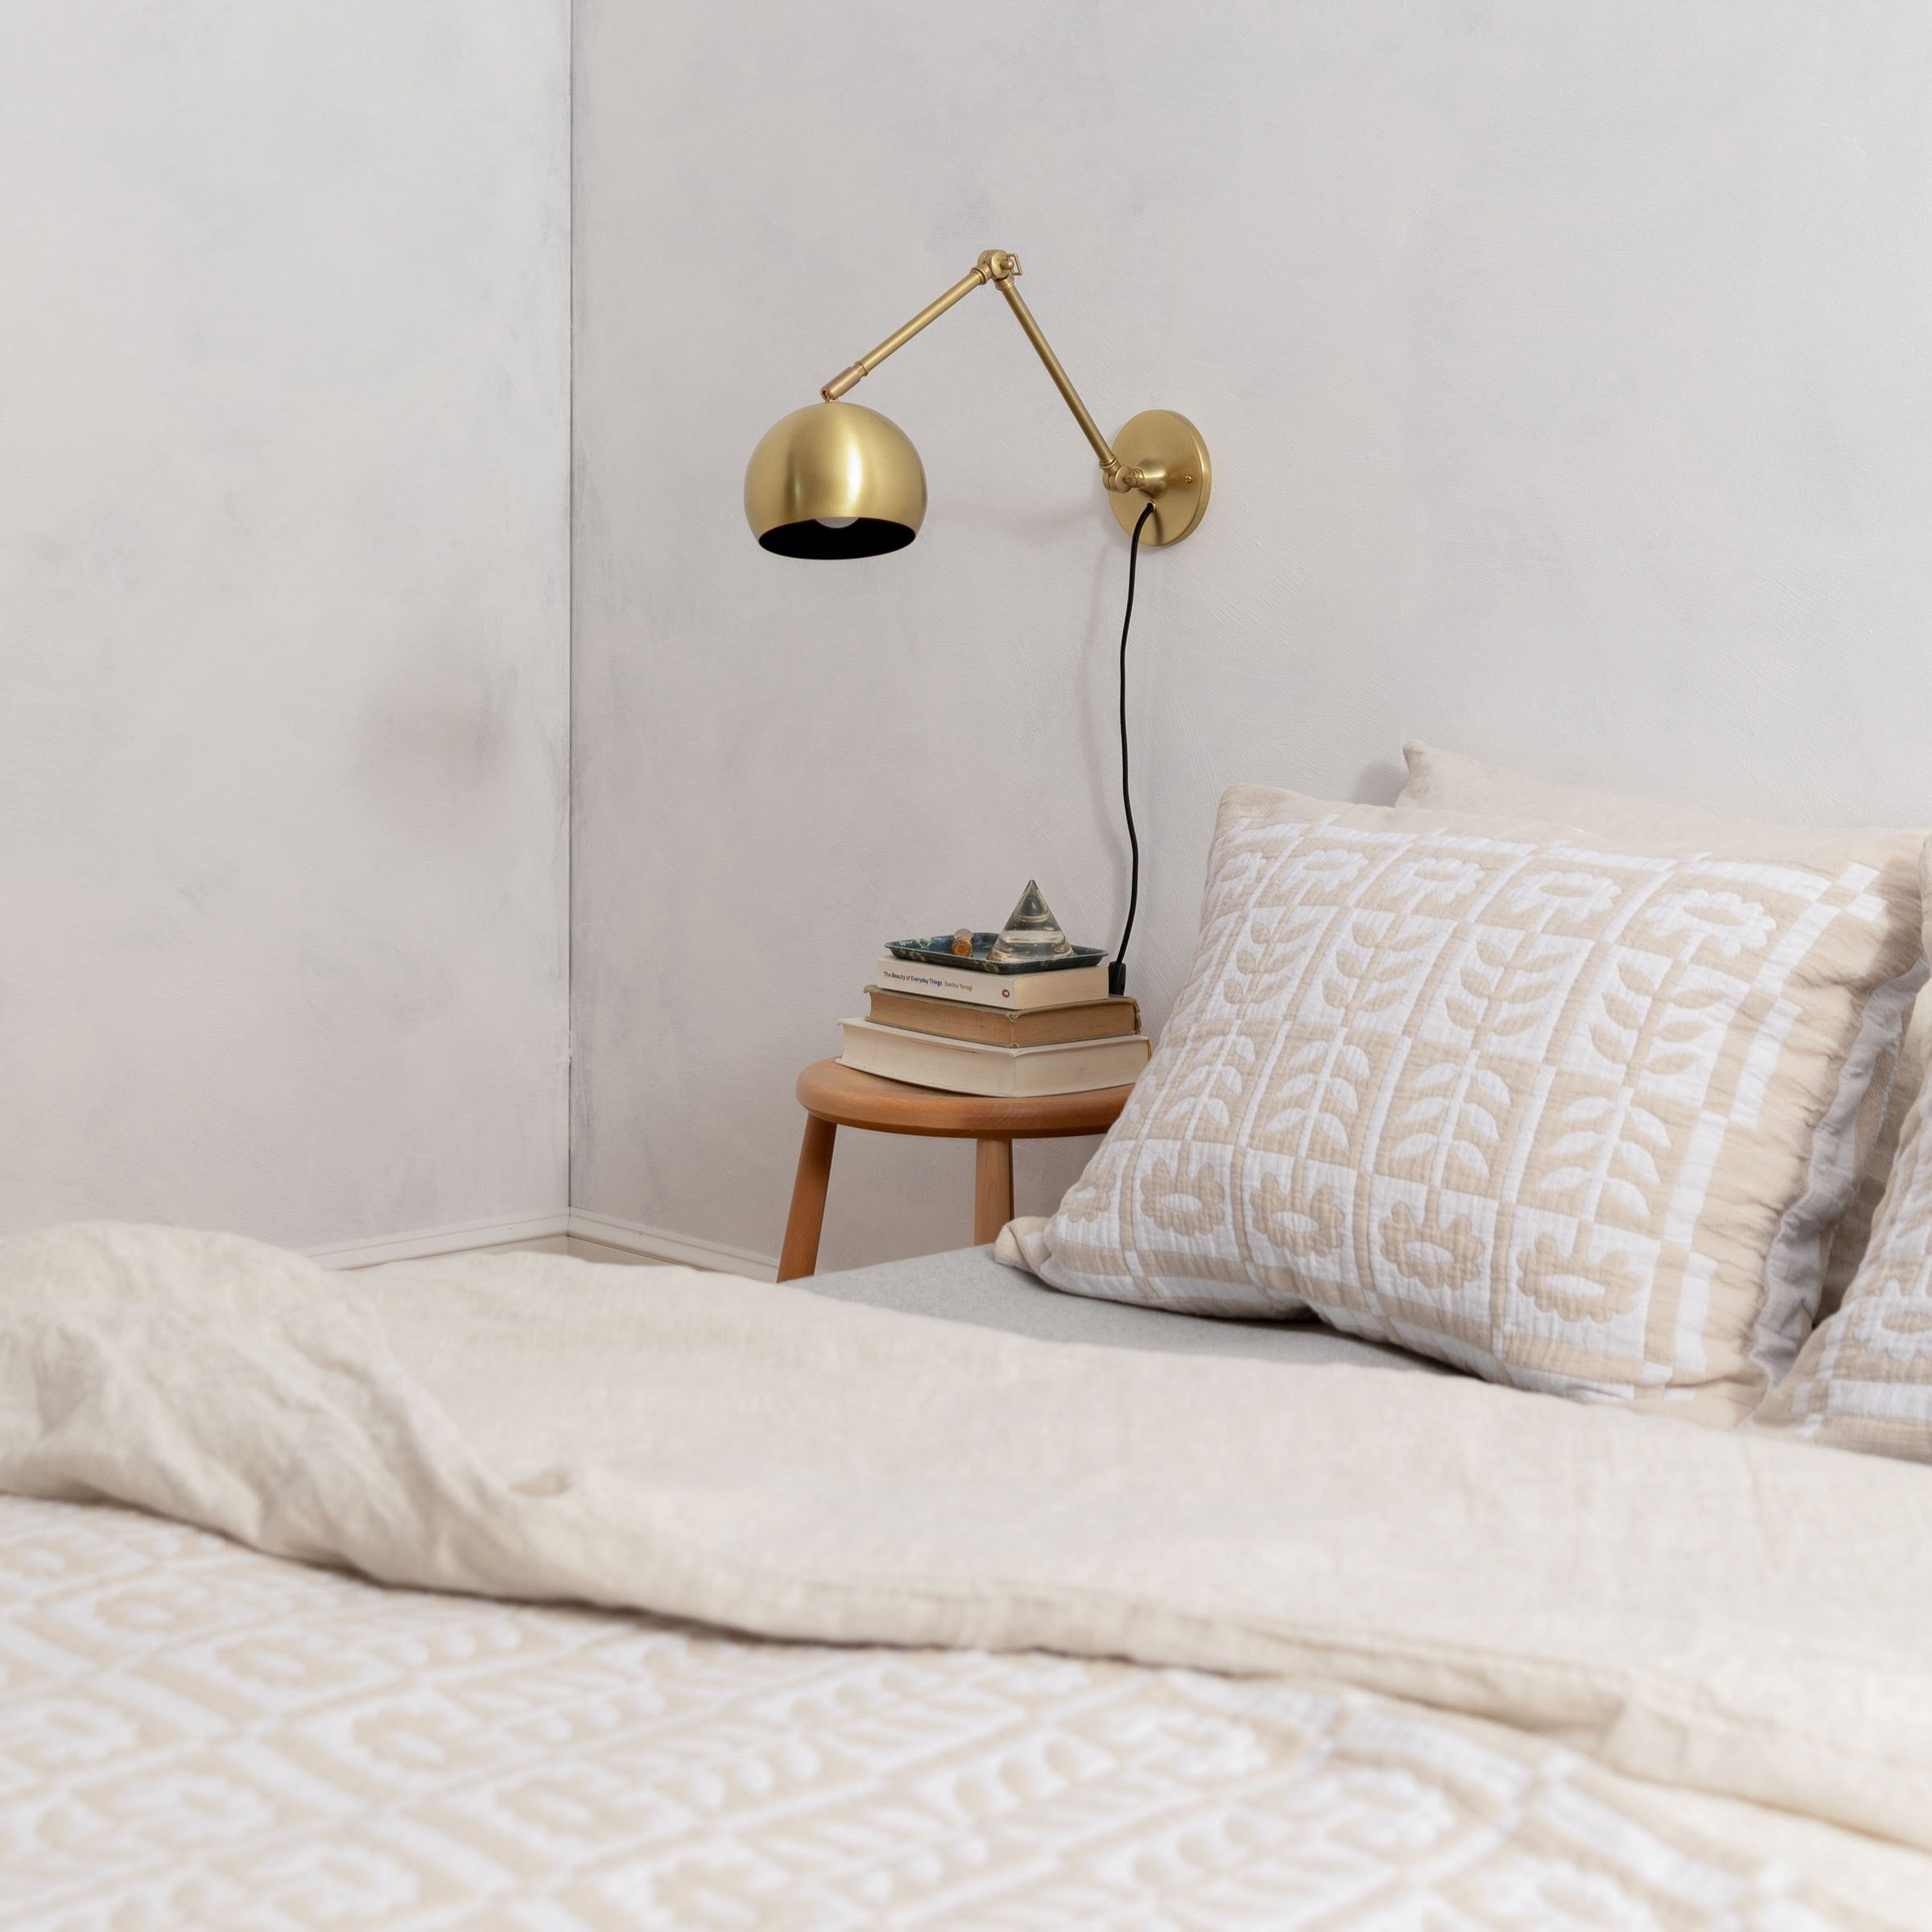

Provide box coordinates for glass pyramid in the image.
[987,879,1075,964]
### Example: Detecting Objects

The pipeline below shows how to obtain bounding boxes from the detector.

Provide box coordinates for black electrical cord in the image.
[1108,502,1158,999]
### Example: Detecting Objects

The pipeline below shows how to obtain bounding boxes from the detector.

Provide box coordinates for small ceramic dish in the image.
[886,933,1105,975]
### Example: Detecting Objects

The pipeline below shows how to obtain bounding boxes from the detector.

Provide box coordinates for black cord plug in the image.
[1109,502,1158,999]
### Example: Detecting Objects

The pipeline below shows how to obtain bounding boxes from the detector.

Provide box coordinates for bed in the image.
[2,1226,1930,1930]
[13,758,1932,1929]
[11,1487,1903,1932]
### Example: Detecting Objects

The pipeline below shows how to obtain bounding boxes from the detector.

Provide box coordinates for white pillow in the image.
[1013,783,1925,1423]
[1396,740,1930,1324]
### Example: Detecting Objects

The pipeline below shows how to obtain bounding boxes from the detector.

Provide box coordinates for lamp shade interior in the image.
[755,517,916,559]
[744,401,926,559]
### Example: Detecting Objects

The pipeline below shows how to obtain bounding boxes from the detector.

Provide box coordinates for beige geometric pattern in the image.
[1033,786,1923,1422]
[0,1493,1886,1930]
[1393,737,1932,1324]
[1760,902,1932,1459]
[1820,994,1932,1320]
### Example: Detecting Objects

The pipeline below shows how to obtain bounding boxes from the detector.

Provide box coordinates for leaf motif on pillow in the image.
[1548,965,1704,1229]
[1516,1233,1643,1323]
[1440,934,1571,1059]
[1377,1199,1485,1294]
[1223,924,1318,1010]
[1138,1158,1227,1238]
[1158,1030,1256,1135]
[1261,1038,1371,1160]
[1315,919,1432,1034]
[1253,1171,1344,1257]
[1226,910,1315,1009]
[1388,1059,1514,1186]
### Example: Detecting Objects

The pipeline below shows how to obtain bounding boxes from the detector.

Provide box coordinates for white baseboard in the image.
[308,1208,776,1280]
[564,1233,661,1267]
[564,1209,778,1281]
[308,1212,572,1270]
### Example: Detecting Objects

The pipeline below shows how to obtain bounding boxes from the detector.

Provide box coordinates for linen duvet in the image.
[2,1223,1930,1929]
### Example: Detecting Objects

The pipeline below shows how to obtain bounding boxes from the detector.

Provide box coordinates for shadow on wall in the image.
[1352,759,1404,806]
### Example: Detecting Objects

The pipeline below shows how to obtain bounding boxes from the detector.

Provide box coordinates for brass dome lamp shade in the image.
[744,250,1210,556]
[744,402,927,558]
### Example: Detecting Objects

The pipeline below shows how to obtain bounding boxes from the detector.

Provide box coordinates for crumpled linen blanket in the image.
[2,1222,1930,1916]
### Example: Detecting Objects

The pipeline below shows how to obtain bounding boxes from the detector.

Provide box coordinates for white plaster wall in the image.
[0,2,571,1247]
[573,3,1932,1269]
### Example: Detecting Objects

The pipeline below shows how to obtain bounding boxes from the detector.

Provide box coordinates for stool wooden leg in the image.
[974,1137,1015,1245]
[778,1116,837,1282]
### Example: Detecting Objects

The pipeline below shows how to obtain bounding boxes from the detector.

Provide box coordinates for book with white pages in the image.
[873,954,1110,1010]
[838,1017,1150,1097]
[865,985,1141,1047]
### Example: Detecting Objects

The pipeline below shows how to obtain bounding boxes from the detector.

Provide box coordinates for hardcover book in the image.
[873,955,1109,1010]
[865,985,1141,1048]
[837,1018,1150,1097]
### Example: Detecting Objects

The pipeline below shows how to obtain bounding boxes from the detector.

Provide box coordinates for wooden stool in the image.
[778,1059,1133,1281]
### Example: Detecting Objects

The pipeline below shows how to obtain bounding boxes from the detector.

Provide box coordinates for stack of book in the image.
[839,952,1150,1097]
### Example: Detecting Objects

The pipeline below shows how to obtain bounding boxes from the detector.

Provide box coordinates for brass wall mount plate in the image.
[1108,410,1212,546]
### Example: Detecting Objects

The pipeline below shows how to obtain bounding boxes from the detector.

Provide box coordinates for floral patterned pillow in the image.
[1012,786,1924,1424]
[1393,737,1930,1327]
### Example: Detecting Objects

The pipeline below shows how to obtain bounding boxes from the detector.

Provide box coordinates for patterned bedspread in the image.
[1,1496,1895,1932]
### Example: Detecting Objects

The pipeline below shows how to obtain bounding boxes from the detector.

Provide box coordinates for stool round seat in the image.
[778,1059,1133,1281]
[795,1059,1133,1139]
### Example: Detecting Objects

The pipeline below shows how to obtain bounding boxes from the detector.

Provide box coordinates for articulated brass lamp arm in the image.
[820,250,1159,496]
[746,246,1207,556]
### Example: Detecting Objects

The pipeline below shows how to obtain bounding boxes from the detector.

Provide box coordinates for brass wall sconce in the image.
[744,248,1209,998]
[744,250,1211,558]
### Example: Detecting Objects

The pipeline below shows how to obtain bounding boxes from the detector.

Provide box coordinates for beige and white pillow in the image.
[1012,783,1923,1423]
[1756,1098,1932,1459]
[1755,855,1932,1458]
[1397,740,1930,1325]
